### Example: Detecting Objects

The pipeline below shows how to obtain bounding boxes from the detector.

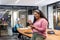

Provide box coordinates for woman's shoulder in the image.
[40,18,45,20]
[40,18,48,22]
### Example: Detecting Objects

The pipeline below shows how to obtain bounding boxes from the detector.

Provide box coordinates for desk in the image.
[17,28,60,40]
[17,28,32,38]
[0,24,8,37]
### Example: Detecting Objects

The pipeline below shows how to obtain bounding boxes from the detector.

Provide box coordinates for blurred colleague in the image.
[28,10,48,40]
[13,20,23,38]
[14,20,23,32]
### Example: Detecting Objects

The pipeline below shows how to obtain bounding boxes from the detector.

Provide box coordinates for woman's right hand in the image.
[27,20,32,25]
[30,25,35,29]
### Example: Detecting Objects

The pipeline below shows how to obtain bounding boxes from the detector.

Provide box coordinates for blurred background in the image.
[0,0,60,40]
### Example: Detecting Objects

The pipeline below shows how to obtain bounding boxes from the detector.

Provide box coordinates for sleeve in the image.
[20,24,23,28]
[16,24,19,28]
[35,20,48,32]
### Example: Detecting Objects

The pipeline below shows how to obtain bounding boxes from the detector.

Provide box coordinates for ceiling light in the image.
[35,0,45,4]
[15,0,20,3]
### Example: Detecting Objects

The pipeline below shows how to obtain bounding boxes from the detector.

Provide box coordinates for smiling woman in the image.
[28,10,48,40]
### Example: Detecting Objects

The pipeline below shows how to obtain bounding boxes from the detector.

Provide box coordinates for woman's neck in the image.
[36,18,41,21]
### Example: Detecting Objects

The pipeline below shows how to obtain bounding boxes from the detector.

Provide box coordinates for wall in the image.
[13,11,19,26]
[39,6,47,18]
[48,5,54,30]
[42,6,47,18]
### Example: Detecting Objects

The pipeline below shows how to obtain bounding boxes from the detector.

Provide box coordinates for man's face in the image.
[18,21,21,24]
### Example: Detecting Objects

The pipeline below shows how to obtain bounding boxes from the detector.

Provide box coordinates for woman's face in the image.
[33,12,40,20]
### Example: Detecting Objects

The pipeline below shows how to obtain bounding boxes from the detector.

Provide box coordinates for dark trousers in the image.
[18,33,22,38]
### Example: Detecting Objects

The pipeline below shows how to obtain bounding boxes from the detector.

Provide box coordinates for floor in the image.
[0,35,21,40]
[0,27,20,40]
[0,27,26,40]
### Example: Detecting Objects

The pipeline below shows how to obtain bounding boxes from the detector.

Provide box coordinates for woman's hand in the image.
[30,25,35,28]
[27,20,32,25]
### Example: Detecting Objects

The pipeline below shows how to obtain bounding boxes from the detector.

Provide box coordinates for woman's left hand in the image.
[30,25,35,28]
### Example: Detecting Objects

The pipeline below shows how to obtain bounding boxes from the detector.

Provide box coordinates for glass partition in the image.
[0,9,28,35]
[0,9,12,35]
[48,2,60,30]
[0,5,38,36]
[12,9,28,27]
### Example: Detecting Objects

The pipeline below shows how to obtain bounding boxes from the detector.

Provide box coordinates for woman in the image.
[28,10,48,40]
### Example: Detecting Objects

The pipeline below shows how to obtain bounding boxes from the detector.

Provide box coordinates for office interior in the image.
[0,0,60,40]
[0,6,38,35]
[47,2,60,30]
